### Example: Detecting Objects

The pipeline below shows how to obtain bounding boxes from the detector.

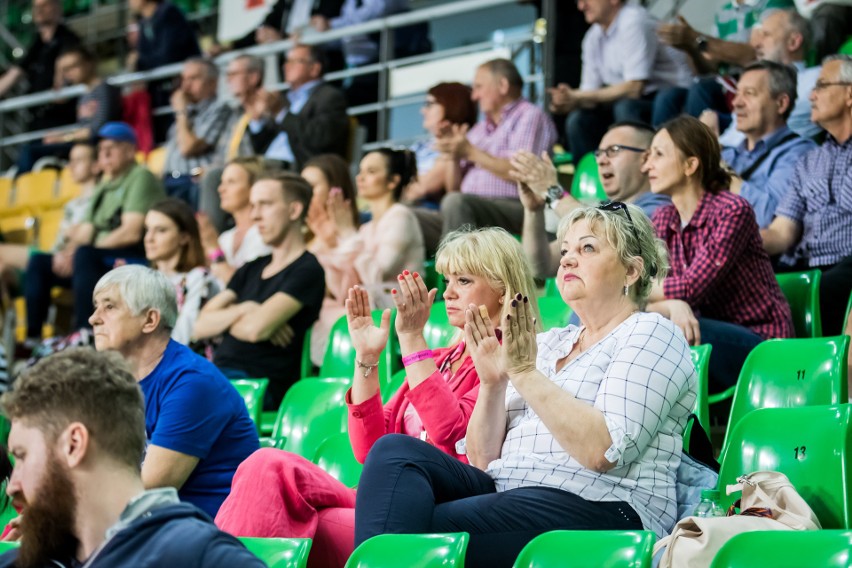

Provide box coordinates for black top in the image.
[214,252,325,407]
[19,23,81,129]
[136,1,201,71]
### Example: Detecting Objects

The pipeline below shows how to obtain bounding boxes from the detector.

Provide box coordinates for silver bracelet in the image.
[356,359,379,378]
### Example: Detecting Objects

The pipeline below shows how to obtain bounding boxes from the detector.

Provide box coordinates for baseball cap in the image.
[97,122,138,146]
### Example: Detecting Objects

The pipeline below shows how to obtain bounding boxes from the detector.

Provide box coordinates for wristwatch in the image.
[695,34,709,53]
[544,185,565,210]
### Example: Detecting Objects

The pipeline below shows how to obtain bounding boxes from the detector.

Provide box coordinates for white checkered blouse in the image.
[485,312,696,537]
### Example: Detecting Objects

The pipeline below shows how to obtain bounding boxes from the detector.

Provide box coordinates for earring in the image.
[623,284,629,296]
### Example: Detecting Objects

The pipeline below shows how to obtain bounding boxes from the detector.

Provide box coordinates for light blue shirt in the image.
[248,79,321,163]
[719,62,822,147]
[722,125,816,228]
[330,0,409,66]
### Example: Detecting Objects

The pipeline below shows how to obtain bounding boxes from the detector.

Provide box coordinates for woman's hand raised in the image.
[345,286,390,362]
[393,270,437,338]
[464,303,506,388]
[502,293,538,378]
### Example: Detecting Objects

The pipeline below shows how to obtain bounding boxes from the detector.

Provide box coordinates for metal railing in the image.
[0,0,551,161]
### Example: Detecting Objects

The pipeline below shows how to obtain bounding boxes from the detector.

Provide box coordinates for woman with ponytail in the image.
[642,115,793,392]
[352,147,425,290]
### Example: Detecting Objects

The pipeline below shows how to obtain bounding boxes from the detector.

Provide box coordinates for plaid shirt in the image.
[775,134,852,267]
[164,97,233,176]
[653,191,794,340]
[461,98,556,200]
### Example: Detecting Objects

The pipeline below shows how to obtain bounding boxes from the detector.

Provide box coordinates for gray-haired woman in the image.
[354,203,697,568]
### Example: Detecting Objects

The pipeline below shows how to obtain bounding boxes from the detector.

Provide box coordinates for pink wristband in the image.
[402,349,434,367]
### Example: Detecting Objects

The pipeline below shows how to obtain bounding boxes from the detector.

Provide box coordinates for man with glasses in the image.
[721,61,816,229]
[761,54,852,336]
[513,121,669,277]
[244,44,349,171]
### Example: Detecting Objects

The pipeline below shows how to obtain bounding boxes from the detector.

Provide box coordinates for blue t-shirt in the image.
[140,340,259,518]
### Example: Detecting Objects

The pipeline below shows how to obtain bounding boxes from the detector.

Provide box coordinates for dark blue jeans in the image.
[355,435,643,568]
[698,317,764,392]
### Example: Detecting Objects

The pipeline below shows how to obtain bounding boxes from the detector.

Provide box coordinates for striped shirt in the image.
[461,98,556,200]
[653,191,794,340]
[487,313,696,538]
[163,97,233,176]
[775,135,852,267]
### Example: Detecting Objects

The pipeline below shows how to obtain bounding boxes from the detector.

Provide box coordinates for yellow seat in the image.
[15,170,60,212]
[58,167,82,202]
[0,178,13,211]
[37,207,66,252]
[0,214,36,245]
[146,146,167,177]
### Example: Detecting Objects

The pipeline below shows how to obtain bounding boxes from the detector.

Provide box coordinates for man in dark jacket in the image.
[247,44,349,169]
[0,348,264,568]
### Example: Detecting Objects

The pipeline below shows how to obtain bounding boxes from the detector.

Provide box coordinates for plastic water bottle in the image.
[693,489,726,518]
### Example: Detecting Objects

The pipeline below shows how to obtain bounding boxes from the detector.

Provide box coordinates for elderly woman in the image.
[642,116,794,390]
[215,228,539,568]
[88,265,259,518]
[354,204,697,567]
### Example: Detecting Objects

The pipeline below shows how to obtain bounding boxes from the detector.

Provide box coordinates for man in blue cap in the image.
[23,122,165,348]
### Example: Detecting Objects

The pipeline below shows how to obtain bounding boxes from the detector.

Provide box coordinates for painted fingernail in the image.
[507,314,511,320]
[523,296,528,303]
[403,270,410,276]
[515,293,522,300]
[413,272,419,279]
[391,289,397,294]
[398,274,404,280]
[511,299,517,307]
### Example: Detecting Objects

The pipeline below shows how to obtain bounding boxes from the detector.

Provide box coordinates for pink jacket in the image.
[346,346,480,464]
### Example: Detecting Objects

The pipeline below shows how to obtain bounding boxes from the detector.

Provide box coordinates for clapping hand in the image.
[464,303,505,388]
[346,285,391,362]
[502,293,538,378]
[434,124,471,160]
[392,270,437,337]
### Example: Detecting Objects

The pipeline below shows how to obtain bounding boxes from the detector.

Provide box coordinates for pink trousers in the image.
[215,448,357,568]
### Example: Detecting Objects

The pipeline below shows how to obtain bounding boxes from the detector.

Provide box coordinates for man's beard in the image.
[16,457,79,568]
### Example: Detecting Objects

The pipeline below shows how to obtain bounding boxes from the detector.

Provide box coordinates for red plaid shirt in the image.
[653,191,794,340]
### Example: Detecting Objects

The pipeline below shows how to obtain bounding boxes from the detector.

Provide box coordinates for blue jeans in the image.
[698,317,763,392]
[355,435,642,568]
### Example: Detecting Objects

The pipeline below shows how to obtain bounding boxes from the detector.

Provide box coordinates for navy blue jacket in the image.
[0,503,264,567]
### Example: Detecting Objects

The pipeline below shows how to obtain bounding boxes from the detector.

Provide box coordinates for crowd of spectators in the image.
[0,0,851,566]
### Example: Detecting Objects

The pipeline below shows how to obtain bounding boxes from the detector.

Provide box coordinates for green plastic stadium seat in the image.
[272,378,350,458]
[570,152,606,203]
[776,270,822,338]
[345,532,469,568]
[239,537,312,568]
[513,530,656,568]
[423,260,447,300]
[230,378,269,432]
[721,336,849,452]
[384,368,406,404]
[543,277,560,299]
[683,344,712,453]
[423,302,460,350]
[717,405,852,529]
[313,432,363,488]
[319,312,399,384]
[537,296,573,331]
[710,530,852,568]
[840,36,852,55]
[0,542,18,554]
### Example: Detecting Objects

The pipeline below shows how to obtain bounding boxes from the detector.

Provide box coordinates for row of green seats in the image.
[0,537,311,568]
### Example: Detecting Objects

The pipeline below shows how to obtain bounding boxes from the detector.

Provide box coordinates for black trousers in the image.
[355,435,643,568]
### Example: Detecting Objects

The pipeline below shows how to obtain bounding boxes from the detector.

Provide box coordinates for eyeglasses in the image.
[422,99,438,108]
[812,80,852,91]
[593,145,647,159]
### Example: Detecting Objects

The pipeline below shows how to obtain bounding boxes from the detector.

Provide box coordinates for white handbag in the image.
[653,471,821,568]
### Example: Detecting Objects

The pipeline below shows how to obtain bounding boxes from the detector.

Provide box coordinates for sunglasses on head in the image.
[597,201,657,278]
